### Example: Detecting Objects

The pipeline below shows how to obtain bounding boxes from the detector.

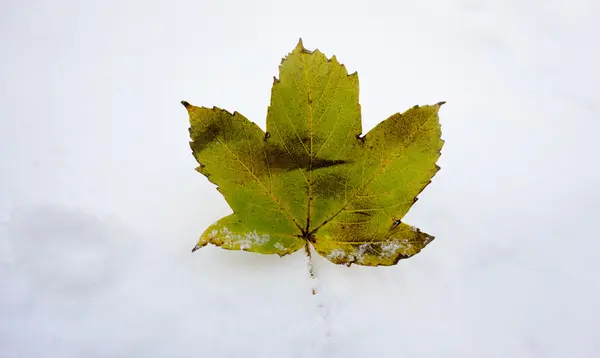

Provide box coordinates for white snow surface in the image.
[1,0,599,357]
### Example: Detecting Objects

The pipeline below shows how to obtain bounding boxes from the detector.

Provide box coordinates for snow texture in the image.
[215,228,271,249]
[1,0,599,357]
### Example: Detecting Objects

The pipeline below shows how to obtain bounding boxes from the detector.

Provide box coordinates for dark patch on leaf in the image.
[391,253,411,265]
[312,173,349,198]
[300,136,312,147]
[354,211,371,216]
[190,122,223,152]
[265,145,350,172]
[312,158,348,170]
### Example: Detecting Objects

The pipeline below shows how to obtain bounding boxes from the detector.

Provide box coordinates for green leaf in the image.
[194,214,305,256]
[183,39,444,266]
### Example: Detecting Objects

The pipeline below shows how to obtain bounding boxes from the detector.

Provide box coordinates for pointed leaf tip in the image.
[436,101,446,107]
[294,38,312,54]
[181,100,191,108]
[191,244,201,252]
[424,235,435,245]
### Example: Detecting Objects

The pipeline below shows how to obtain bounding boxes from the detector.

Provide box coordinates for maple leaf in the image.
[182,39,444,267]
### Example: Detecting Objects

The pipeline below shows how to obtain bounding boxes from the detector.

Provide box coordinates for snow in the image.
[1,0,599,357]
[219,228,271,249]
[380,241,402,258]
[328,248,347,261]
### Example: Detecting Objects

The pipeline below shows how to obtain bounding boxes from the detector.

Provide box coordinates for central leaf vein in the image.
[302,52,314,235]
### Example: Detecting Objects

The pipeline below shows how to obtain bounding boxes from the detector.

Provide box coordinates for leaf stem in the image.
[305,242,317,295]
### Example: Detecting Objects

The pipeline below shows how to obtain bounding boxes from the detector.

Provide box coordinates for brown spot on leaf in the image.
[312,158,348,170]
